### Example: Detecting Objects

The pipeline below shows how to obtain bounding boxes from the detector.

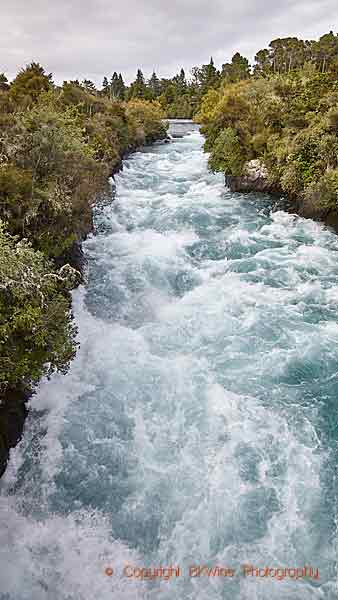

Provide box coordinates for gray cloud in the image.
[1,0,336,85]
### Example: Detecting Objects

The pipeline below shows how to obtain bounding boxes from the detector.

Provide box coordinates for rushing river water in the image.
[1,123,338,599]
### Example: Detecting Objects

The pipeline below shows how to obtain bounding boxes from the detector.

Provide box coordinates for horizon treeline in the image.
[104,31,338,117]
[2,31,337,120]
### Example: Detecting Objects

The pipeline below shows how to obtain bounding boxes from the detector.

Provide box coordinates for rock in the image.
[54,240,87,275]
[0,388,29,477]
[225,160,338,235]
[225,160,278,194]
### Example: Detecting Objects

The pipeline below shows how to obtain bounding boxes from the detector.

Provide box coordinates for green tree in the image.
[82,79,97,93]
[312,31,338,72]
[118,74,126,99]
[10,62,53,105]
[173,68,187,94]
[208,127,246,174]
[268,38,307,74]
[110,72,125,99]
[0,94,103,255]
[253,49,271,77]
[129,69,148,99]
[102,76,110,97]
[126,100,167,144]
[0,74,9,92]
[148,71,161,98]
[193,57,220,94]
[222,53,251,82]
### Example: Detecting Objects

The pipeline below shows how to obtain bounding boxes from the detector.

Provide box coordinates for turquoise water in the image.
[0,127,337,599]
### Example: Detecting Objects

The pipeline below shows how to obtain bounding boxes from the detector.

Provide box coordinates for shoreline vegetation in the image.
[0,64,168,476]
[195,32,338,228]
[0,29,337,476]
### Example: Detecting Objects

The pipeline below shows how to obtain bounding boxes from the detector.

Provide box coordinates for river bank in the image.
[224,170,338,235]
[0,124,169,479]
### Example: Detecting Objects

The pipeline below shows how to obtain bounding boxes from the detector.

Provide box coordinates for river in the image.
[0,122,337,599]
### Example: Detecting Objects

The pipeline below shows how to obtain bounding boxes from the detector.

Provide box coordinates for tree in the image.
[129,69,148,99]
[192,57,220,94]
[10,62,53,105]
[0,73,9,92]
[160,83,176,105]
[222,53,251,82]
[126,100,167,143]
[268,38,307,73]
[82,79,97,93]
[172,68,187,94]
[312,31,338,72]
[253,49,271,77]
[109,72,117,99]
[148,71,161,98]
[102,76,110,97]
[118,74,126,99]
[208,127,246,174]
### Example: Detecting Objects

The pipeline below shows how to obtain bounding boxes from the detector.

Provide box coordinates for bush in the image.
[208,128,246,175]
[126,100,168,143]
[0,223,78,393]
[0,95,106,257]
[303,169,338,213]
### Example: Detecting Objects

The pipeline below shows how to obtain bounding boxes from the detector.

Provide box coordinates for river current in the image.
[1,123,338,599]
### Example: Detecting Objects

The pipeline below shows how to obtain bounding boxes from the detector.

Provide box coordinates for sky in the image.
[1,0,337,86]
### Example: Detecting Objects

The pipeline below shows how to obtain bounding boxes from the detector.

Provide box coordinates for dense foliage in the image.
[0,223,79,392]
[0,63,167,399]
[197,32,338,216]
[97,31,338,119]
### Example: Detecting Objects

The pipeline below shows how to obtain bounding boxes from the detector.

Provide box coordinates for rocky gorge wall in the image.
[225,159,338,234]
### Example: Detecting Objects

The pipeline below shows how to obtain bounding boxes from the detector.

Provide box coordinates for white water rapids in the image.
[0,123,337,599]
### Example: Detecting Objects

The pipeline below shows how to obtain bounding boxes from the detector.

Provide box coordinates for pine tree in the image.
[172,68,187,95]
[179,68,187,92]
[82,79,96,93]
[102,76,110,96]
[129,69,147,99]
[0,73,9,91]
[148,71,161,98]
[110,72,119,98]
[118,74,126,99]
[193,57,220,94]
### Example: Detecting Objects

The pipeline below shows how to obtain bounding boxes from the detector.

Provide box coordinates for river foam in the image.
[0,125,337,599]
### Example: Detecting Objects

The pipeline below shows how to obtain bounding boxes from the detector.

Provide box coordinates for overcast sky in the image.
[1,0,337,85]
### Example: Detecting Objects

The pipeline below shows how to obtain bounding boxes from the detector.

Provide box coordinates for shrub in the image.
[208,128,246,175]
[0,223,78,393]
[126,100,168,143]
[303,169,338,213]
